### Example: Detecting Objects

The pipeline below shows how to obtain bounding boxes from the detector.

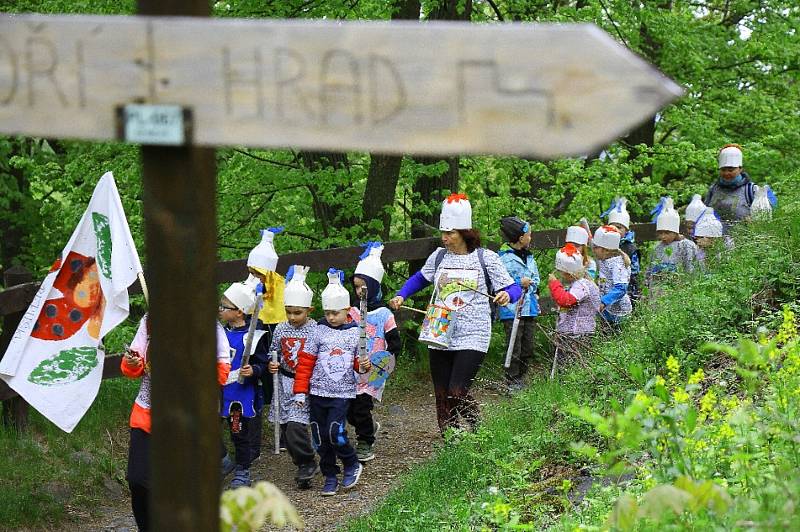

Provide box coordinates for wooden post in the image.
[0,266,33,431]
[136,2,218,531]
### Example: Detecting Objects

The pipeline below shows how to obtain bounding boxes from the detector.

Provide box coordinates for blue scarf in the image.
[717,171,748,189]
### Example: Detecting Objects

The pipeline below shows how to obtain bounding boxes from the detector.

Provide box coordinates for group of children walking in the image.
[120,236,400,529]
[499,144,774,383]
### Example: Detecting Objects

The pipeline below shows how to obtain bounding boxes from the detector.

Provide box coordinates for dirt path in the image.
[85,383,505,532]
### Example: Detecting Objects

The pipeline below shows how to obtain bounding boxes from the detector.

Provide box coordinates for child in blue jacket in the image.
[498,216,540,388]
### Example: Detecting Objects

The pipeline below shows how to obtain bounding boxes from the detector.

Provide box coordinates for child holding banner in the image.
[267,265,320,490]
[347,242,401,462]
[121,315,231,530]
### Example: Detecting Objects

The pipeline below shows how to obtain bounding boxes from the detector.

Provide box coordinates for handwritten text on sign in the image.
[0,15,682,157]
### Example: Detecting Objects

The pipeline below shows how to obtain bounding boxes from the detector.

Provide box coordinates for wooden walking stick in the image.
[358,286,370,368]
[504,291,526,369]
[271,350,280,455]
[238,284,264,385]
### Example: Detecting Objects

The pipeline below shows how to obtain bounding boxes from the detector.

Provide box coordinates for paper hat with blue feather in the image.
[684,194,707,223]
[322,268,350,310]
[354,241,385,283]
[651,197,680,233]
[284,265,314,307]
[247,227,283,273]
[601,198,631,229]
[694,209,723,238]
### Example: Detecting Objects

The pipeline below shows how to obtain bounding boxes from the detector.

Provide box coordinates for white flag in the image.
[0,172,142,432]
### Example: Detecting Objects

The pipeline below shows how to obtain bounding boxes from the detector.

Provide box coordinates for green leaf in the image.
[92,212,113,279]
[684,406,698,432]
[607,494,638,531]
[638,484,691,520]
[27,346,99,386]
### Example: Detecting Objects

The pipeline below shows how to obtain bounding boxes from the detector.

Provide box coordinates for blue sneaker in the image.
[341,462,363,490]
[229,466,251,489]
[321,475,338,496]
[220,454,235,477]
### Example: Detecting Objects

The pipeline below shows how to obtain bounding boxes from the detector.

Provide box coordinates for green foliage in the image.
[219,481,303,531]
[350,198,799,530]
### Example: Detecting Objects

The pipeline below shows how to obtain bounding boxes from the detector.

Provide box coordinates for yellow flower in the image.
[688,368,705,385]
[718,423,735,440]
[666,355,680,383]
[634,390,650,405]
[700,390,717,414]
[722,396,739,411]
[655,375,667,387]
[672,388,690,404]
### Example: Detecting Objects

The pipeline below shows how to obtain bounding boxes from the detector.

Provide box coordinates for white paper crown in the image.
[321,269,350,311]
[694,209,723,238]
[354,242,385,283]
[284,265,314,308]
[247,228,282,272]
[750,185,773,219]
[685,194,707,223]
[439,193,472,231]
[565,225,589,246]
[555,243,584,275]
[223,282,257,315]
[607,198,631,229]
[718,145,743,168]
[655,197,680,233]
[593,226,621,250]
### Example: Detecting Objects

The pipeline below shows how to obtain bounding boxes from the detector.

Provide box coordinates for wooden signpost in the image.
[0,14,681,157]
[0,6,682,532]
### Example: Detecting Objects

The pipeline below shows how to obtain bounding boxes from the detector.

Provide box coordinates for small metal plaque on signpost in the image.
[117,104,192,145]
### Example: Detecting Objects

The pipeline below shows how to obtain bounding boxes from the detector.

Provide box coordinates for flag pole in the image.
[137,272,150,306]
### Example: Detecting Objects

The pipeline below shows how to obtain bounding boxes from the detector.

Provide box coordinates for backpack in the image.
[434,248,497,320]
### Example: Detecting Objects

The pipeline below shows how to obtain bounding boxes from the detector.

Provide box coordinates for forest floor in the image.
[85,380,508,532]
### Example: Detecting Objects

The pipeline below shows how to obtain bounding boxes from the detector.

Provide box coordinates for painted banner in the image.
[0,172,142,432]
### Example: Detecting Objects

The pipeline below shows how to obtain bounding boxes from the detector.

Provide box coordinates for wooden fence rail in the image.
[0,222,666,408]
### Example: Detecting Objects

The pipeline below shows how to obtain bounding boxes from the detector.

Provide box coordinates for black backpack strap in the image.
[477,248,493,295]
[745,182,755,205]
[434,248,447,272]
[704,183,717,205]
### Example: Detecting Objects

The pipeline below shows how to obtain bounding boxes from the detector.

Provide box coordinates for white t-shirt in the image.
[421,248,514,353]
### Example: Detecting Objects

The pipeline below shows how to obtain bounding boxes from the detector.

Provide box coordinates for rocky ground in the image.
[85,383,506,532]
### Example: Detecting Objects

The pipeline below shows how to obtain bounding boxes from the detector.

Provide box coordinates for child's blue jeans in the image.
[309,395,358,477]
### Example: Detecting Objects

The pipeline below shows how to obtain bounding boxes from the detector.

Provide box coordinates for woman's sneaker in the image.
[341,462,363,489]
[321,476,339,496]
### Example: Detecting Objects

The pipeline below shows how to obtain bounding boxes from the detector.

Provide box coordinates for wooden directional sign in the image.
[0,15,682,157]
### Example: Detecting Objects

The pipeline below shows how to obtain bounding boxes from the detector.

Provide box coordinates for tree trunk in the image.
[408,0,472,273]
[623,115,656,180]
[360,0,422,241]
[297,150,353,238]
[363,154,404,240]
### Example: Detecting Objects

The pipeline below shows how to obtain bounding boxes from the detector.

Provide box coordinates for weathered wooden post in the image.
[135,1,219,530]
[0,266,33,431]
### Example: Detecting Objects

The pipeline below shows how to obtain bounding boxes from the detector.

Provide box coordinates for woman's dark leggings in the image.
[428,348,485,433]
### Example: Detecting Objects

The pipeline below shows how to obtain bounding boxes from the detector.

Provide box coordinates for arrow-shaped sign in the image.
[0,15,682,157]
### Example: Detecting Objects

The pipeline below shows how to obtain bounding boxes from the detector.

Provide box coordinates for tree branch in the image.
[232,148,301,169]
[485,0,504,21]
